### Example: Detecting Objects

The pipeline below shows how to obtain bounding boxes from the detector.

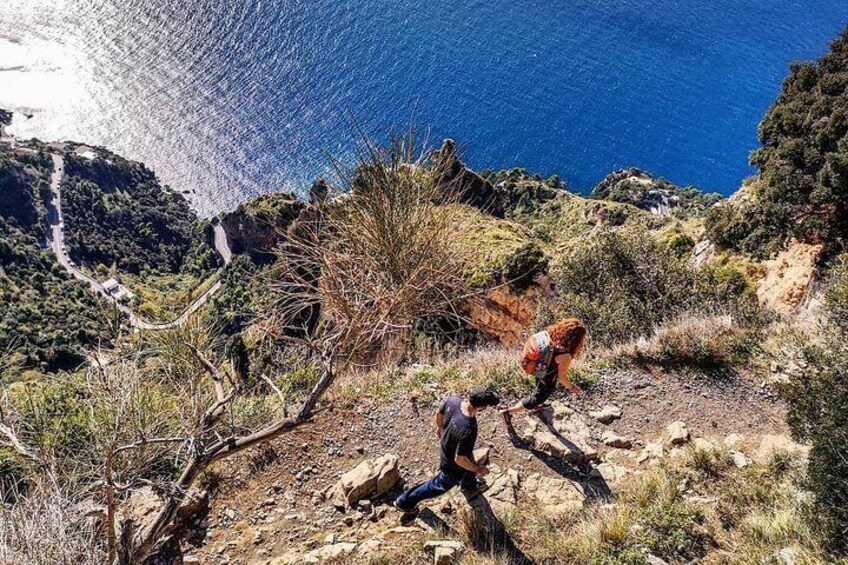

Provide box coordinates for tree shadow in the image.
[465,495,535,565]
[506,418,612,503]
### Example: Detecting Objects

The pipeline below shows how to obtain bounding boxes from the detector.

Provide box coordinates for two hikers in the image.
[394,387,501,515]
[394,318,586,515]
[500,318,586,425]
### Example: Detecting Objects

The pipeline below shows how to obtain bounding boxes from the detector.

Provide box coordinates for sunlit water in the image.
[2,0,848,216]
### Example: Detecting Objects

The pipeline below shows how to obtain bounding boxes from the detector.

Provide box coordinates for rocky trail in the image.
[166,364,794,565]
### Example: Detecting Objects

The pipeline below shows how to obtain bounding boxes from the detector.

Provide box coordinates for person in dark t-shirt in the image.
[394,387,500,514]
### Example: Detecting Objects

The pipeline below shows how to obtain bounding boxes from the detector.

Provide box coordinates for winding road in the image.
[46,153,232,331]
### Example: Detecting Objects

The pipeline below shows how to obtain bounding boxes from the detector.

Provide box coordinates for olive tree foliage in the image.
[0,134,474,564]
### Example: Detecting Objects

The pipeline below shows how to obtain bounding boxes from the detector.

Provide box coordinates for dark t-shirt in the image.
[438,395,477,478]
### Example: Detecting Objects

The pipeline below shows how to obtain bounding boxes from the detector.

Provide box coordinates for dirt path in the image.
[188,365,787,564]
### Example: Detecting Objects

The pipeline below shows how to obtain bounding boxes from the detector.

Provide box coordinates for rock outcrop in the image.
[756,240,823,315]
[328,454,401,508]
[431,139,509,217]
[219,192,306,261]
[589,404,622,425]
[666,421,690,445]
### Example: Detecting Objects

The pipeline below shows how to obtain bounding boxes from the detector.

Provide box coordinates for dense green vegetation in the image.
[0,150,106,371]
[546,225,761,346]
[62,149,219,275]
[783,256,848,552]
[707,29,848,257]
[592,168,722,219]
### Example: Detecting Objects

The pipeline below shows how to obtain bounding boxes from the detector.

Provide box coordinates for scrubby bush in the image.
[547,225,763,348]
[610,315,759,371]
[549,227,693,344]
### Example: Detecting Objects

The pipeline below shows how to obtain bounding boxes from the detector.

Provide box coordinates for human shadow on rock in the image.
[506,419,612,503]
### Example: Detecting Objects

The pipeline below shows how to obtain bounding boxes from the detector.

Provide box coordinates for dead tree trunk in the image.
[121,360,335,564]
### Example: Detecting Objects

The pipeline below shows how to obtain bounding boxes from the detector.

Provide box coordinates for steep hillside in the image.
[60,145,219,276]
[0,147,106,371]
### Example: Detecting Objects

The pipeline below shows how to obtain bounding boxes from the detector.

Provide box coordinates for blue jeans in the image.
[395,470,477,510]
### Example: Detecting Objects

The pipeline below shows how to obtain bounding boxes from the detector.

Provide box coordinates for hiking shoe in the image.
[393,500,418,516]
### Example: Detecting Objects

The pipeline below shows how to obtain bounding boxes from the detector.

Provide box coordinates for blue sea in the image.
[2,1,848,215]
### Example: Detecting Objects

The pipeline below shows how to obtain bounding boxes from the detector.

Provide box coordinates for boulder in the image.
[692,437,716,452]
[590,462,629,486]
[519,420,598,463]
[301,543,358,564]
[602,431,632,449]
[646,555,670,565]
[550,400,575,420]
[424,540,465,565]
[485,467,521,508]
[666,421,690,445]
[754,435,808,463]
[589,405,622,424]
[330,454,400,507]
[729,450,750,469]
[473,447,491,465]
[636,441,665,464]
[523,473,585,515]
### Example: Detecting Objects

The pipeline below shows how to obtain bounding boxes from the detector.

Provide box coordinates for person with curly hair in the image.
[500,318,587,426]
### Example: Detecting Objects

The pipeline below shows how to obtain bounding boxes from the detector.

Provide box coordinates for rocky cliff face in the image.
[220,192,305,261]
[431,139,511,217]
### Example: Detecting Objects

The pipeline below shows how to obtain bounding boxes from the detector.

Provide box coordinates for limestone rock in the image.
[591,462,629,486]
[300,542,358,564]
[424,540,465,564]
[693,437,716,452]
[519,420,598,463]
[356,537,383,557]
[550,400,575,420]
[473,447,491,465]
[724,433,743,448]
[589,404,622,424]
[776,547,797,565]
[523,473,585,515]
[602,431,632,449]
[729,450,750,468]
[330,454,400,507]
[666,421,690,445]
[646,555,669,565]
[486,467,521,508]
[637,441,664,464]
[755,435,808,463]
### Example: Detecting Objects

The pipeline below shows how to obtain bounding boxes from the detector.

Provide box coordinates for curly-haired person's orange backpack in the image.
[520,330,554,379]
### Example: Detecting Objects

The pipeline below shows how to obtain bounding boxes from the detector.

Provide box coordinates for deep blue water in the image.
[3,1,848,214]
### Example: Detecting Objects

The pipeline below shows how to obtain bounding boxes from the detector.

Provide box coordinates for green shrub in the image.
[667,232,695,258]
[549,227,695,345]
[782,256,848,553]
[548,225,763,348]
[706,28,848,256]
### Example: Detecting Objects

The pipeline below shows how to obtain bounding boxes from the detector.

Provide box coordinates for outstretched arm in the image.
[555,354,581,394]
[455,454,490,476]
[435,409,445,438]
